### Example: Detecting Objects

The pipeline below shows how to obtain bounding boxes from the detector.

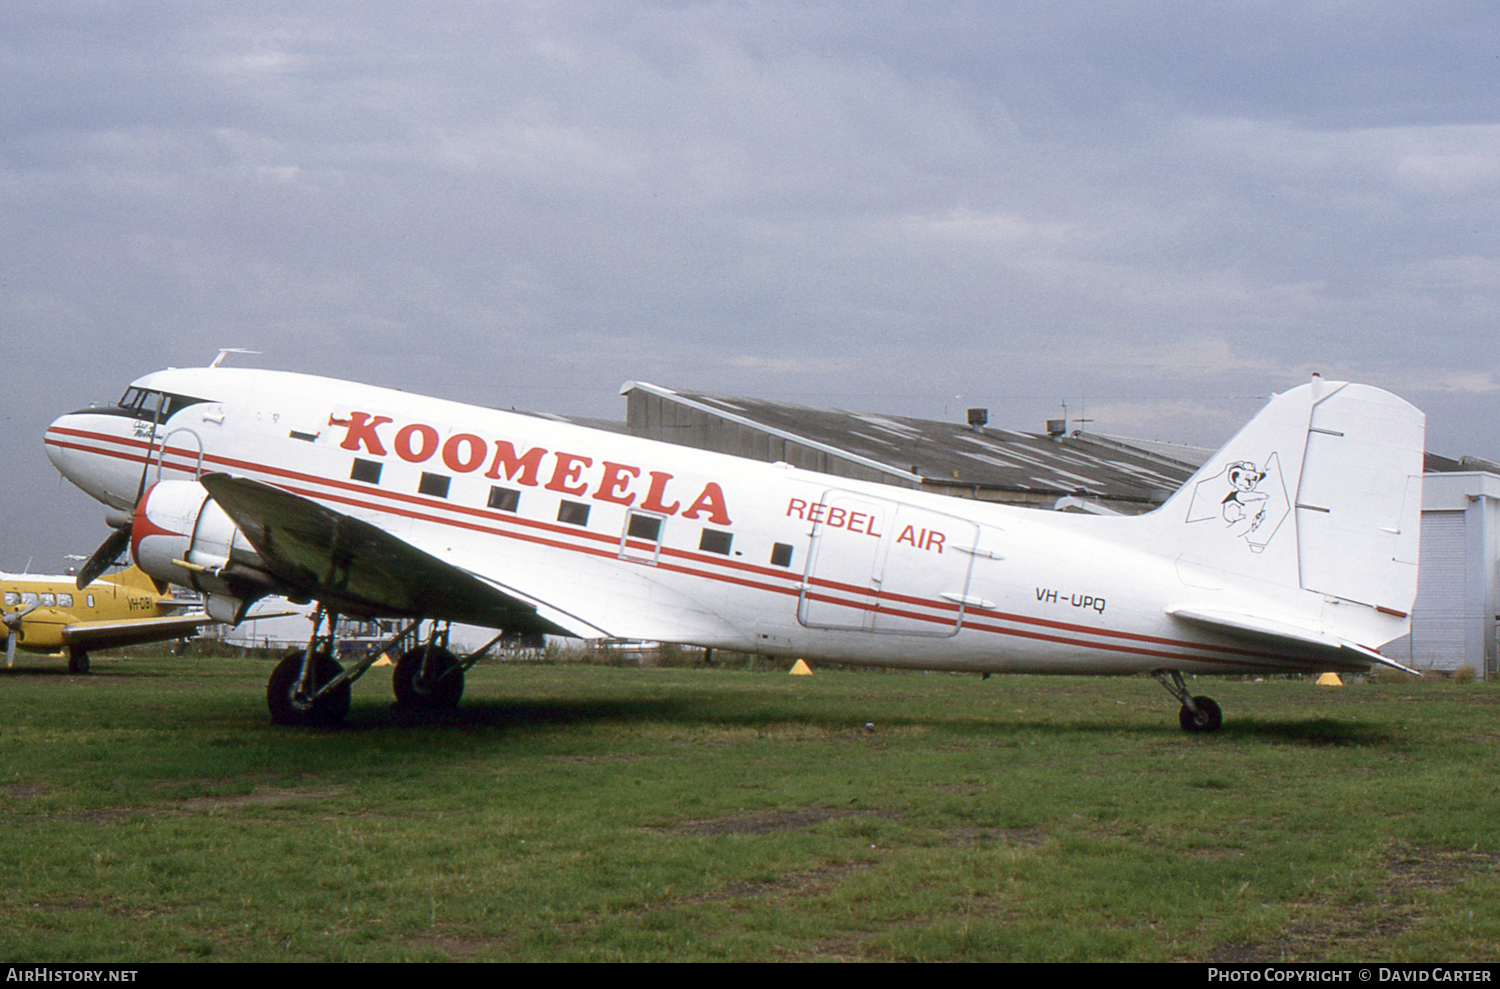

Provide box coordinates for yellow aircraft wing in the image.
[58,613,222,652]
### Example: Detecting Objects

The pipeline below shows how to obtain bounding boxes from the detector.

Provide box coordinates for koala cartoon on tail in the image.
[1220,461,1269,537]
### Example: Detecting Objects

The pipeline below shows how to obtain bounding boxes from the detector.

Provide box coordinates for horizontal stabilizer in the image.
[1165,604,1421,676]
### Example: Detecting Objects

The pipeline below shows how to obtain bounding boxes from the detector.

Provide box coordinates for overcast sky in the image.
[4,1,1498,569]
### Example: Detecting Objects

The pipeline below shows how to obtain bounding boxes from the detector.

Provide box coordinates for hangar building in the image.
[1381,456,1500,678]
[619,381,1201,515]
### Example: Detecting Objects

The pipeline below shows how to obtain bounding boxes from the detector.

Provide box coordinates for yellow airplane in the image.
[0,565,220,673]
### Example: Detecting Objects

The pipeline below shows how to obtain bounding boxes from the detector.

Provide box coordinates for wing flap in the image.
[198,473,590,636]
[1165,604,1420,675]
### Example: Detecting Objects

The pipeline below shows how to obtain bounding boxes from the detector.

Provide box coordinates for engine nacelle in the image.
[131,481,274,623]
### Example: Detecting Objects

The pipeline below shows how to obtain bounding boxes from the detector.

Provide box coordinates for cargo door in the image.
[797,491,978,637]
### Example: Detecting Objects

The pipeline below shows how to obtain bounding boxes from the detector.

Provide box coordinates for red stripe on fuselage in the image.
[45,425,1336,670]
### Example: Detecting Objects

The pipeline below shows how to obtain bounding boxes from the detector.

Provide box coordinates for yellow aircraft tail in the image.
[100,565,163,595]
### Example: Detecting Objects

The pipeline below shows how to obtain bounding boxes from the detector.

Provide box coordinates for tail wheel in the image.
[1179,695,1223,733]
[393,646,464,709]
[267,650,351,727]
[67,648,90,675]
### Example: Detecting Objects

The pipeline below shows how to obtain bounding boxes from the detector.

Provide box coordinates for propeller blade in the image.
[3,603,40,667]
[75,526,132,589]
[73,392,166,591]
[2,602,39,632]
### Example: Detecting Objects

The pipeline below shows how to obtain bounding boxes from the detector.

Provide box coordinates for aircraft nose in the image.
[44,409,137,510]
[44,412,83,474]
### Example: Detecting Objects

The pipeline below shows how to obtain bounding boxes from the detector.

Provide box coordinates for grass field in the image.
[0,649,1497,962]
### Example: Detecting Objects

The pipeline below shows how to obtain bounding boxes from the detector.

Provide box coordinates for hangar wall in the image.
[1381,471,1500,678]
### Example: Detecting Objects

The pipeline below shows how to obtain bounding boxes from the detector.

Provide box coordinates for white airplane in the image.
[44,367,1425,729]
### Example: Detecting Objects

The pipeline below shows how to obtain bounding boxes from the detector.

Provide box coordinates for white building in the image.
[1381,466,1500,677]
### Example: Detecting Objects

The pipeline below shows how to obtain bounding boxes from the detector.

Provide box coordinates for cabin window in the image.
[770,543,794,567]
[20,593,37,606]
[699,529,733,555]
[86,594,95,608]
[620,511,665,565]
[3,592,15,606]
[488,486,521,512]
[557,501,590,527]
[350,458,383,484]
[39,593,56,607]
[58,593,74,608]
[627,514,663,541]
[419,472,451,498]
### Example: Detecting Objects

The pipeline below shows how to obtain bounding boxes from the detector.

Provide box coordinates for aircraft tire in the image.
[267,651,351,727]
[67,649,90,675]
[392,647,464,710]
[1178,696,1223,733]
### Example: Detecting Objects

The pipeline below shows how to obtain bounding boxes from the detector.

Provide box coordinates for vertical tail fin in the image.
[100,564,163,595]
[1154,378,1424,616]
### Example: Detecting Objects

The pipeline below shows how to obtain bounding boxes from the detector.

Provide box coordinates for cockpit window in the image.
[116,388,208,420]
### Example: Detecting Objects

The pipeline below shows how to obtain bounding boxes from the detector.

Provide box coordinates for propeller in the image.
[74,526,132,589]
[76,391,167,590]
[3,602,40,668]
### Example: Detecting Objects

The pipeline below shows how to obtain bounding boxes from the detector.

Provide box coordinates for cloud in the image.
[3,1,1500,565]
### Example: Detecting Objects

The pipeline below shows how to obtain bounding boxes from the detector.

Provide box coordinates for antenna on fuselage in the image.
[210,348,262,368]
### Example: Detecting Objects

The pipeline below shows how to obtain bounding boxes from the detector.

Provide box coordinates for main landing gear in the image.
[392,624,466,711]
[1154,669,1223,733]
[266,610,506,726]
[267,607,363,727]
[67,647,90,675]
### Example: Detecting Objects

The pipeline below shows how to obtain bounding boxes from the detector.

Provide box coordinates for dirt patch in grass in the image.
[690,860,874,903]
[26,895,104,913]
[944,825,1048,848]
[148,777,235,790]
[549,752,659,764]
[1186,847,1247,861]
[178,789,340,812]
[791,935,874,962]
[655,805,895,837]
[1382,847,1500,895]
[47,788,340,824]
[405,932,512,960]
[0,784,46,799]
[1208,847,1500,962]
[932,783,985,795]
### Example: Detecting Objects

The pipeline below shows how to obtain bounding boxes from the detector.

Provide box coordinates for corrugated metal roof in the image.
[623,382,1201,507]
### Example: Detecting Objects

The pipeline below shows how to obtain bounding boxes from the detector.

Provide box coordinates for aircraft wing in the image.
[60,613,221,651]
[198,473,586,636]
[1164,605,1421,675]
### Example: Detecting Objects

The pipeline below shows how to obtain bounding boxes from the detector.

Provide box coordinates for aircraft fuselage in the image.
[45,368,1410,679]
